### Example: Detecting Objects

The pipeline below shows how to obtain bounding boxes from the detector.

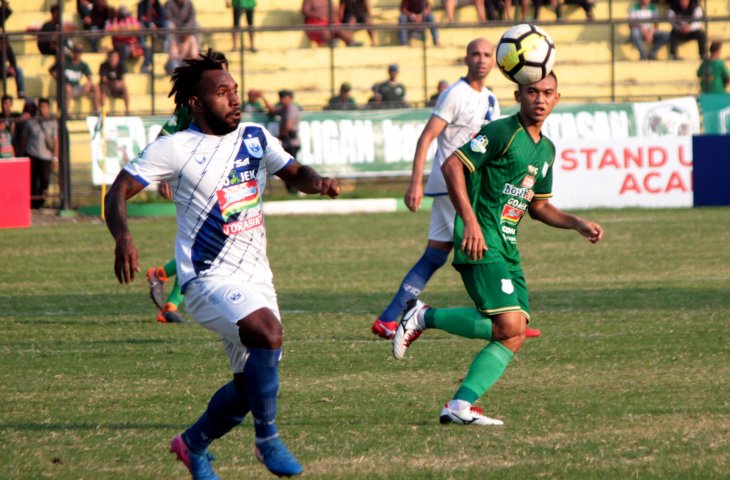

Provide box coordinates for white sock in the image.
[447,399,471,411]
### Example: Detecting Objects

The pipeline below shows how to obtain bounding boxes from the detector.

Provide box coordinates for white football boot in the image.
[439,403,504,426]
[392,299,427,360]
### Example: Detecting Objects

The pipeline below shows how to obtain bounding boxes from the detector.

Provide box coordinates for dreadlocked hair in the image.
[169,49,226,108]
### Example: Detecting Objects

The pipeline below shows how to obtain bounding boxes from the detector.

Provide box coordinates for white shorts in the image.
[183,275,281,373]
[428,195,456,243]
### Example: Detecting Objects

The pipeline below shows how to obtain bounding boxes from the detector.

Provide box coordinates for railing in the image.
[0,3,728,209]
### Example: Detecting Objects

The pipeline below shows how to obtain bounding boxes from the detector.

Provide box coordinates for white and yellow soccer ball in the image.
[496,24,556,85]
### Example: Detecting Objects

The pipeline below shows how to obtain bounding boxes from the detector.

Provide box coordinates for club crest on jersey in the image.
[217,179,260,221]
[224,287,245,304]
[528,165,538,176]
[470,135,488,153]
[501,279,514,295]
[243,137,263,158]
[521,175,535,188]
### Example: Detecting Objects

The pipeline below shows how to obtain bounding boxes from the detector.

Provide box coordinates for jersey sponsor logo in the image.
[521,175,535,188]
[501,279,514,295]
[234,158,250,168]
[243,137,264,158]
[470,135,488,153]
[221,213,264,236]
[502,183,535,201]
[528,165,538,176]
[225,287,246,304]
[542,161,550,178]
[501,204,525,223]
[507,197,528,211]
[217,180,260,221]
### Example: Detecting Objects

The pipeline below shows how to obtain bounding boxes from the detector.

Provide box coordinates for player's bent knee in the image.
[236,307,283,349]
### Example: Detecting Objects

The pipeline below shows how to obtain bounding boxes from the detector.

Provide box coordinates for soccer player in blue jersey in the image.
[371,38,542,340]
[105,51,340,479]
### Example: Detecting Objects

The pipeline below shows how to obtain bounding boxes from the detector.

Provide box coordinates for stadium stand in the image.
[1,0,728,206]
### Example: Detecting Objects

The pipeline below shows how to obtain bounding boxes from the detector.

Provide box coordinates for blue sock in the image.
[184,380,249,453]
[380,246,449,322]
[243,347,281,442]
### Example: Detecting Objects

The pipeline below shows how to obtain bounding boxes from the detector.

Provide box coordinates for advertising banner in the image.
[551,136,693,209]
[87,97,700,187]
[698,93,730,134]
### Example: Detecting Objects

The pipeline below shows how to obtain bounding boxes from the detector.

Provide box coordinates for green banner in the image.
[698,93,730,134]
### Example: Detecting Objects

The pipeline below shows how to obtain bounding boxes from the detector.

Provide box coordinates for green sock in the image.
[163,258,177,278]
[453,341,514,403]
[166,275,184,307]
[424,307,492,340]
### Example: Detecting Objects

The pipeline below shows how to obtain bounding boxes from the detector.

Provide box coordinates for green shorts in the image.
[455,262,531,321]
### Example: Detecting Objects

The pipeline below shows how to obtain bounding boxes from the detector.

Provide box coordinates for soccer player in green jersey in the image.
[146,50,227,324]
[393,72,604,426]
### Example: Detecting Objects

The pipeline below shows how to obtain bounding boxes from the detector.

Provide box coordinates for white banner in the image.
[551,136,693,209]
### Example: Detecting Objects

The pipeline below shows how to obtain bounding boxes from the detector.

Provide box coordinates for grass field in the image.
[1,207,729,479]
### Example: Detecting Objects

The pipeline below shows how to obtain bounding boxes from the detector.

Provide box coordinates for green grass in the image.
[1,208,729,479]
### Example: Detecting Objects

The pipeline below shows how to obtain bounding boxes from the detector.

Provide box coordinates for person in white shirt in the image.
[371,38,542,340]
[104,51,339,479]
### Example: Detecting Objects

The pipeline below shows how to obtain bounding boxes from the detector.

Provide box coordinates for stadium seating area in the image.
[3,0,730,113]
[2,0,728,206]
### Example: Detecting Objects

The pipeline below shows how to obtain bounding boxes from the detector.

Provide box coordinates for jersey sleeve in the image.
[454,120,507,174]
[261,126,293,174]
[533,140,555,199]
[123,135,177,187]
[431,84,459,124]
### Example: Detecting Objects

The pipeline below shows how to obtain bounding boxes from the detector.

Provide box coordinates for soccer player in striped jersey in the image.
[146,50,226,324]
[393,72,603,426]
[106,51,339,478]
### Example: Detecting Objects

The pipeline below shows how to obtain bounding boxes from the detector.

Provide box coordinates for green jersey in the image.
[453,113,555,268]
[697,59,729,93]
[158,105,192,137]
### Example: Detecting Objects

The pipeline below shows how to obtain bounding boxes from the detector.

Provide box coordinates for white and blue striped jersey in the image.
[425,78,500,196]
[124,122,292,289]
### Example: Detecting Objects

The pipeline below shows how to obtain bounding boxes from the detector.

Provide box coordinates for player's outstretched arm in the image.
[105,170,146,284]
[275,161,340,198]
[442,155,485,260]
[404,115,448,212]
[528,199,604,243]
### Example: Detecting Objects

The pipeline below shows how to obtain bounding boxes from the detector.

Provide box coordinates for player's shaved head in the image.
[464,38,495,82]
[466,37,493,55]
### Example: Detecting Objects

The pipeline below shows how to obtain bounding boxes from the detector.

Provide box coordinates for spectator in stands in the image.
[0,0,10,31]
[37,4,66,56]
[325,82,357,110]
[0,117,13,158]
[302,0,362,47]
[668,0,706,60]
[261,89,301,193]
[628,0,670,60]
[562,0,595,21]
[137,0,172,50]
[533,0,561,21]
[501,0,529,22]
[426,79,448,107]
[21,98,58,209]
[49,43,102,114]
[1,94,20,138]
[108,5,153,73]
[243,88,266,113]
[165,0,200,72]
[697,41,729,93]
[99,49,130,115]
[340,0,376,46]
[399,0,439,47]
[227,0,257,52]
[12,98,36,156]
[442,0,486,23]
[0,37,25,99]
[79,0,117,52]
[372,64,408,108]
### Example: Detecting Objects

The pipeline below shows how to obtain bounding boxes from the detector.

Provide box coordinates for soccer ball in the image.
[496,24,556,85]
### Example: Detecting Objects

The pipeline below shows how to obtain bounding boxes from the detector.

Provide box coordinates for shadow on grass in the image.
[0,421,180,431]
